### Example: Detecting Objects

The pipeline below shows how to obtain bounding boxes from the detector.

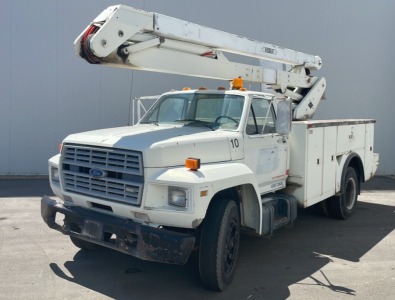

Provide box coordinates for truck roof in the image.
[160,89,275,99]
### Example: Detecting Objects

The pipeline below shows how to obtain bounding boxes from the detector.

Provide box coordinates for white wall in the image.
[1,0,394,175]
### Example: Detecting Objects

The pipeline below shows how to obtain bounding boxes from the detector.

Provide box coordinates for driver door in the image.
[244,97,288,194]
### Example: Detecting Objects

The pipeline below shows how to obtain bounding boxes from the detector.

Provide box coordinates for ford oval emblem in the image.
[89,168,107,178]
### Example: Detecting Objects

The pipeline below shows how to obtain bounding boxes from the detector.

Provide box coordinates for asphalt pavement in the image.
[0,176,394,300]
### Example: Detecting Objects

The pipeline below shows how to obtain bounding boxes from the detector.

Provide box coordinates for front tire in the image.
[70,236,100,250]
[329,167,358,220]
[69,223,100,250]
[199,199,240,291]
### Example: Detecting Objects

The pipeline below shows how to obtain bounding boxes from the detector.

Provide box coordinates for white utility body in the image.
[286,120,378,207]
[41,4,379,291]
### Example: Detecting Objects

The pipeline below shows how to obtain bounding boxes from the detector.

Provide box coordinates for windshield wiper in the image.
[174,119,215,131]
[140,121,159,126]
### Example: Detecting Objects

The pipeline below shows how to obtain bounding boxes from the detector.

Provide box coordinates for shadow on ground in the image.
[46,177,395,299]
[0,179,54,198]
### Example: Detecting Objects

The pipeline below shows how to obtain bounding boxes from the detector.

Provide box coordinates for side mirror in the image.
[276,100,292,135]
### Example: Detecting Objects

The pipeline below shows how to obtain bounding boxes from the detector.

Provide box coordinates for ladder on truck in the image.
[74,5,326,121]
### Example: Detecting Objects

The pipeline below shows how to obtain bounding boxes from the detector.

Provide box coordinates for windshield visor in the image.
[140,93,245,131]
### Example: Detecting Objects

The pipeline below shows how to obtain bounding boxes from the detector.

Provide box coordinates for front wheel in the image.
[70,236,100,250]
[69,223,100,250]
[199,199,240,291]
[329,167,358,220]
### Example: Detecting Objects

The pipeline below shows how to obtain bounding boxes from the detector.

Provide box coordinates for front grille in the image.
[63,171,142,205]
[61,144,144,206]
[63,143,143,176]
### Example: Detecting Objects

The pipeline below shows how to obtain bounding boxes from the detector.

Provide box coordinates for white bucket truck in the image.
[41,5,379,291]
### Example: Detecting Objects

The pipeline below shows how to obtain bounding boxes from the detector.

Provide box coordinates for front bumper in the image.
[41,196,195,265]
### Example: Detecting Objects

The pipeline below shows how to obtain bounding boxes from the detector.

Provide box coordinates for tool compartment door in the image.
[322,127,337,196]
[364,123,374,180]
[306,127,323,201]
[336,124,365,153]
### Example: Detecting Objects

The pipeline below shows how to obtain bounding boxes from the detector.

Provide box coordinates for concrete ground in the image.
[0,177,394,300]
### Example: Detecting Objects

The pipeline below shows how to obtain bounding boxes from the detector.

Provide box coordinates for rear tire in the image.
[330,167,358,220]
[199,199,240,291]
[314,199,333,217]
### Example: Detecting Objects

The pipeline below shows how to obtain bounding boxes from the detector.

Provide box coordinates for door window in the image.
[246,98,276,135]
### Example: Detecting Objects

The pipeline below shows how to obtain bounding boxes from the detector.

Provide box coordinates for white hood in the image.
[64,125,233,168]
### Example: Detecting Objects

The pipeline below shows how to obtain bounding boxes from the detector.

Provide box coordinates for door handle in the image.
[277,138,286,144]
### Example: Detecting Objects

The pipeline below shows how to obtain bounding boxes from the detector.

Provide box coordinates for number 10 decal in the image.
[230,139,239,148]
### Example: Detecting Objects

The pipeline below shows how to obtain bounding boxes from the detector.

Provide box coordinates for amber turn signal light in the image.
[59,144,62,153]
[233,78,243,89]
[186,158,200,170]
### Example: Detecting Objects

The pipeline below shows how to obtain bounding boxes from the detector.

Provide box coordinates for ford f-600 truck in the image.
[41,5,379,291]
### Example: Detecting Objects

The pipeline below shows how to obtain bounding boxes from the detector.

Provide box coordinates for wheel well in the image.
[348,157,365,182]
[209,187,241,211]
[342,154,365,195]
[207,184,261,234]
[198,187,240,229]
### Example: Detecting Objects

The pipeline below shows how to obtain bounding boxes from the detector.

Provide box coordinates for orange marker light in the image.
[239,88,247,91]
[200,190,208,197]
[59,144,62,152]
[183,87,191,90]
[232,78,243,89]
[198,87,207,90]
[186,158,200,170]
[217,87,226,90]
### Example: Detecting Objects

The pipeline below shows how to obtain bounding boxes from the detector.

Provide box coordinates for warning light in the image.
[186,158,200,170]
[232,78,243,89]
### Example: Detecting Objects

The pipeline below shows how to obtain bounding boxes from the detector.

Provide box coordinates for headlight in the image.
[168,187,187,207]
[51,167,60,182]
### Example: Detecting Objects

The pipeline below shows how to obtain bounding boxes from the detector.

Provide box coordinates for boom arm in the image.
[74,5,326,120]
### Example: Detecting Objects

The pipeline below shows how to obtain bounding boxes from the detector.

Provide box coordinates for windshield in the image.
[140,93,245,131]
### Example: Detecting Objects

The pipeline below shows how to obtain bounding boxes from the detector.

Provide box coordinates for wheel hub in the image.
[224,218,238,274]
[345,177,356,210]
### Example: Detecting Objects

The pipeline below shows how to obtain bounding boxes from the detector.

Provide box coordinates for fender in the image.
[147,162,262,231]
[339,152,365,195]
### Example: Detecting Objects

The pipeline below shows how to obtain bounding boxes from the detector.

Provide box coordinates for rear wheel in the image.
[330,167,358,220]
[199,199,240,291]
[314,199,333,217]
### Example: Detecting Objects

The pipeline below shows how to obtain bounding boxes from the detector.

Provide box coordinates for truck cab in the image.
[47,88,290,231]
